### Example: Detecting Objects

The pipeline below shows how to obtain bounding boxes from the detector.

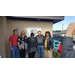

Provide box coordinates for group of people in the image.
[9,30,53,58]
[6,22,75,58]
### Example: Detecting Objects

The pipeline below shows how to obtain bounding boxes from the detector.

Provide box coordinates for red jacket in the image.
[58,44,62,54]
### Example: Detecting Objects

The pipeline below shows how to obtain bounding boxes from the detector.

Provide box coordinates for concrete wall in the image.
[0,18,53,58]
[0,17,7,58]
[7,20,53,36]
[6,20,53,58]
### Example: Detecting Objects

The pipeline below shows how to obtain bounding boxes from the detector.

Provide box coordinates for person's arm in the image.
[35,37,37,45]
[9,36,13,51]
[50,38,53,51]
[35,36,37,44]
[27,37,29,43]
[25,36,27,43]
[17,37,21,50]
[61,22,75,58]
[18,42,21,50]
[43,35,45,42]
[61,37,75,58]
[9,41,13,51]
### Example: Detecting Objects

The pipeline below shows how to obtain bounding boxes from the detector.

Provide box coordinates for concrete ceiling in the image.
[6,16,64,24]
[13,16,64,20]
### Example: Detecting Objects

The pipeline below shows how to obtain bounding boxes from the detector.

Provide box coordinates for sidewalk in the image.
[25,50,55,58]
[26,53,54,58]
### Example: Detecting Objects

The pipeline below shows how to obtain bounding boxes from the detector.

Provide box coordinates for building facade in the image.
[0,16,64,58]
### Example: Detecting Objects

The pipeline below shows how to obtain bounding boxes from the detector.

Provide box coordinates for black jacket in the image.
[45,37,53,50]
[18,36,27,49]
[27,37,37,53]
[61,37,75,58]
[27,37,37,49]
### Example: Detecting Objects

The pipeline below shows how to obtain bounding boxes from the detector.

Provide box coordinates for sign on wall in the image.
[27,27,41,37]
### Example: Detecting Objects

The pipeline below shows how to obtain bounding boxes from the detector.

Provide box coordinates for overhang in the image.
[6,16,64,24]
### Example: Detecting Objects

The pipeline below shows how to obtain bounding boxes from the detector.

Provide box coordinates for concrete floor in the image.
[25,52,50,58]
[26,53,39,58]
[25,50,53,58]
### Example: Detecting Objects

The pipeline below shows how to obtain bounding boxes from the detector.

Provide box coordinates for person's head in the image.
[13,29,17,36]
[45,31,51,37]
[30,33,34,38]
[20,31,25,37]
[38,31,41,36]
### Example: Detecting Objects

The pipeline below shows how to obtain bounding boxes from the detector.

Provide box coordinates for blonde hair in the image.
[20,31,25,36]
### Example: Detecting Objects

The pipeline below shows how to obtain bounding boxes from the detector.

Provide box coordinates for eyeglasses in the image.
[22,33,25,34]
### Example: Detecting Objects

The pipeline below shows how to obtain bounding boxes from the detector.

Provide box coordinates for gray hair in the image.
[38,30,41,33]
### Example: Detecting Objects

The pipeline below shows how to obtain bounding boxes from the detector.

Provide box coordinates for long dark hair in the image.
[45,31,51,37]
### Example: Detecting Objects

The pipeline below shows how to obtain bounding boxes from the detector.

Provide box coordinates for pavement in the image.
[26,54,54,58]
[26,53,41,58]
[26,53,53,58]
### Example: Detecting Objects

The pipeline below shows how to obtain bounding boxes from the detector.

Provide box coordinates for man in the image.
[9,29,19,58]
[36,31,45,58]
[61,22,75,58]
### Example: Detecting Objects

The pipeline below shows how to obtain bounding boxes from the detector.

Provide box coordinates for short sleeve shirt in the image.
[9,35,19,46]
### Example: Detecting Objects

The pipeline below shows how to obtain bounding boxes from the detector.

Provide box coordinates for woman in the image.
[44,31,53,58]
[27,33,37,58]
[18,31,27,58]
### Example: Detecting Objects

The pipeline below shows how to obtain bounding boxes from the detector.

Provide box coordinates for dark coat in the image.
[61,37,75,58]
[27,37,37,53]
[18,36,27,49]
[45,37,53,50]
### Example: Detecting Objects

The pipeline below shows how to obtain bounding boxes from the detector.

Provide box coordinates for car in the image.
[52,34,65,42]
[73,40,75,44]
[52,34,75,44]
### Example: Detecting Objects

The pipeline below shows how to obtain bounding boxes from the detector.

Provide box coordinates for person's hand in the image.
[50,49,52,51]
[11,47,13,51]
[19,46,21,50]
[66,22,75,37]
[45,47,47,50]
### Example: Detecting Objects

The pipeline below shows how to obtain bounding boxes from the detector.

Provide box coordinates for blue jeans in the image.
[11,46,19,58]
[37,45,44,58]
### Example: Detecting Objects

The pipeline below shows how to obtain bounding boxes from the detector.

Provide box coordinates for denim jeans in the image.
[37,45,44,58]
[11,46,19,58]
